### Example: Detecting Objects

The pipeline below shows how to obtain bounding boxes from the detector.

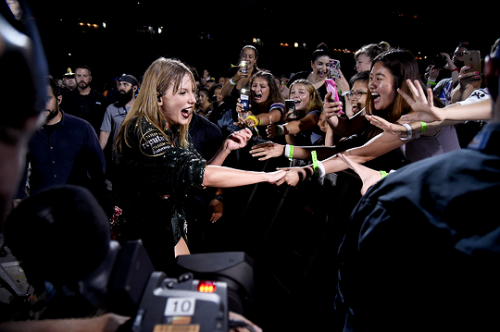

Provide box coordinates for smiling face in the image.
[369,61,396,111]
[241,47,257,70]
[251,77,270,104]
[350,80,368,114]
[159,73,197,128]
[289,83,311,111]
[355,53,372,72]
[311,55,331,79]
[214,87,223,104]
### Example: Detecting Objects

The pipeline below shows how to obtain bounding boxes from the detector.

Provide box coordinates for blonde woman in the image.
[113,58,285,273]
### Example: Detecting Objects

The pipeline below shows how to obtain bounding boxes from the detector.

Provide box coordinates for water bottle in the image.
[239,88,250,120]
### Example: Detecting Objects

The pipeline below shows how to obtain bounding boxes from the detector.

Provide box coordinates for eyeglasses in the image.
[347,91,367,100]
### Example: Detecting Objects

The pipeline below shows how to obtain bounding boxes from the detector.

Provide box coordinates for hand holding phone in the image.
[325,79,343,115]
[329,59,341,78]
[462,50,482,83]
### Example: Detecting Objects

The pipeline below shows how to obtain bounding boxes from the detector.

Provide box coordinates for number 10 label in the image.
[164,298,196,316]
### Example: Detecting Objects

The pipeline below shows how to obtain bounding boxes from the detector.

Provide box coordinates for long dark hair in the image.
[365,48,421,138]
[249,71,285,112]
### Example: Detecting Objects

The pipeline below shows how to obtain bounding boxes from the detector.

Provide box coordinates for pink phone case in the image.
[325,79,343,114]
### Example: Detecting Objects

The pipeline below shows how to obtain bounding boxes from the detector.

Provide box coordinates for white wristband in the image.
[229,77,236,85]
[284,144,291,158]
[276,124,284,136]
[400,123,412,141]
[316,160,326,180]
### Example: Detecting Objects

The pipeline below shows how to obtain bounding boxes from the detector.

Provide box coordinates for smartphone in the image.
[463,50,482,80]
[285,99,297,120]
[329,59,341,78]
[325,78,343,114]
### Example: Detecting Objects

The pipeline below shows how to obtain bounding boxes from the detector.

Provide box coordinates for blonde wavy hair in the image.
[288,79,323,114]
[115,58,195,153]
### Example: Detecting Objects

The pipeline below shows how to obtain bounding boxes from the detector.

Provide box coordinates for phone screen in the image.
[285,99,297,119]
[329,59,341,78]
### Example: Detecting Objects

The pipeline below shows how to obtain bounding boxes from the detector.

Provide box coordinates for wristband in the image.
[341,90,349,96]
[311,151,325,179]
[380,170,388,179]
[311,150,319,177]
[213,194,223,202]
[276,124,284,136]
[230,77,237,85]
[400,123,412,141]
[246,115,259,127]
[451,67,459,73]
[427,80,437,86]
[284,144,294,160]
[420,121,427,133]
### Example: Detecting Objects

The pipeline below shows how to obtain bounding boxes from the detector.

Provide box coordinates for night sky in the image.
[26,0,497,90]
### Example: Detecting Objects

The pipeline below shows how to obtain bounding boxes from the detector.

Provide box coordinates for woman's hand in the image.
[229,311,263,332]
[225,128,252,151]
[335,69,350,95]
[266,116,277,138]
[275,167,306,187]
[233,99,253,128]
[425,65,440,82]
[398,79,443,122]
[208,198,223,223]
[266,170,287,184]
[323,91,344,119]
[250,142,285,161]
[441,52,455,70]
[458,65,481,83]
[232,67,249,83]
[365,114,407,138]
[338,153,382,196]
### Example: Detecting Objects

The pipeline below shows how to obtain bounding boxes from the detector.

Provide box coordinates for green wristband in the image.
[289,145,294,159]
[420,121,427,133]
[380,170,388,179]
[311,150,319,177]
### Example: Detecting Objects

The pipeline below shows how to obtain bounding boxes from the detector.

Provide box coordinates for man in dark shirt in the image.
[61,65,109,134]
[15,77,108,210]
[336,37,500,332]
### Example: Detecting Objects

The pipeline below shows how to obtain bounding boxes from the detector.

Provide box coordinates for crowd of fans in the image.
[3,4,500,327]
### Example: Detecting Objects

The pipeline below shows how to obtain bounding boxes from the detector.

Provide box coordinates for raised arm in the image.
[207,128,253,166]
[398,79,491,123]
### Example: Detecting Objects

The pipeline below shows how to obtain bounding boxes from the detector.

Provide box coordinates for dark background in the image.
[27,0,497,91]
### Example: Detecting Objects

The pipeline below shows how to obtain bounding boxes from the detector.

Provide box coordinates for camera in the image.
[2,185,255,332]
